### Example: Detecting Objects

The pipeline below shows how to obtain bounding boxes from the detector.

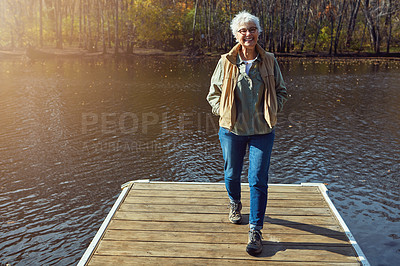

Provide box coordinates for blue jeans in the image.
[219,127,275,230]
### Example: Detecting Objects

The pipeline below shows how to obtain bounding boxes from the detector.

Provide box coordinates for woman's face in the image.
[235,22,259,49]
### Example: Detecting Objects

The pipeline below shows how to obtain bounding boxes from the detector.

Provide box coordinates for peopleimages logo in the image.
[80,111,221,154]
[82,139,174,154]
[81,111,223,135]
[81,111,316,136]
[80,110,317,154]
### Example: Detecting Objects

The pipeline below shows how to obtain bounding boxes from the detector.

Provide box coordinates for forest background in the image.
[0,0,399,56]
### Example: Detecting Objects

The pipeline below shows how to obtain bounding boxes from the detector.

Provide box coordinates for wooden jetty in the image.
[78,180,369,265]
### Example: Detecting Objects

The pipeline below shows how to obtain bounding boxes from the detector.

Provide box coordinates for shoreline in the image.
[1,47,400,61]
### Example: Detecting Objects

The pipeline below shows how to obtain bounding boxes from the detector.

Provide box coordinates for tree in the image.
[300,0,313,52]
[192,0,199,48]
[39,0,43,47]
[313,0,328,51]
[363,0,380,53]
[324,1,337,55]
[345,0,361,49]
[0,0,399,54]
[114,0,118,55]
[334,0,347,54]
[384,0,393,53]
[54,0,63,49]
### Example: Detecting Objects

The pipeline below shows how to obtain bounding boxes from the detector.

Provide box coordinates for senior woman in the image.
[207,11,287,255]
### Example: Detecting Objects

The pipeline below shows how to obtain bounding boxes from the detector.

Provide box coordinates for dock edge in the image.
[302,183,370,266]
[77,179,138,266]
[77,180,370,265]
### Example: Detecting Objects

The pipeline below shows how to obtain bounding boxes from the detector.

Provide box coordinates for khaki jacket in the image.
[207,43,287,131]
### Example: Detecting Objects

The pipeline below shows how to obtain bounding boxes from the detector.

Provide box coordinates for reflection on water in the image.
[0,56,399,265]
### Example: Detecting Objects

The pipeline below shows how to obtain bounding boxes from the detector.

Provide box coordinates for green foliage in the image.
[122,0,190,49]
[318,26,331,51]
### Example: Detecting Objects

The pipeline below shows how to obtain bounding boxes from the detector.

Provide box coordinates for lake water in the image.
[0,55,399,265]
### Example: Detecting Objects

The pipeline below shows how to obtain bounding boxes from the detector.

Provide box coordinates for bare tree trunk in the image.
[115,0,119,55]
[228,0,232,48]
[55,0,63,49]
[95,0,100,52]
[54,0,58,48]
[345,0,361,48]
[70,0,76,45]
[329,19,333,55]
[108,8,112,48]
[267,0,275,52]
[313,0,326,51]
[39,0,43,47]
[385,0,392,53]
[100,0,106,53]
[87,0,94,51]
[363,0,380,53]
[192,0,199,48]
[334,0,347,55]
[300,0,312,52]
[83,0,87,49]
[278,0,287,52]
[199,1,204,49]
[325,1,336,56]
[209,1,213,51]
[259,0,266,48]
[11,29,15,49]
[286,0,299,52]
[359,19,367,52]
[79,0,82,47]
[60,1,63,48]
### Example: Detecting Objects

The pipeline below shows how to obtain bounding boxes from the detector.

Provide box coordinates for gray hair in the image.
[230,11,262,41]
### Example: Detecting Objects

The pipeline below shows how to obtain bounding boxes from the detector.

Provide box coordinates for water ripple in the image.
[0,58,399,265]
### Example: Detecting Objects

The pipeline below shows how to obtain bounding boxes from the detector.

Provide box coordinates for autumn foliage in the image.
[0,0,398,54]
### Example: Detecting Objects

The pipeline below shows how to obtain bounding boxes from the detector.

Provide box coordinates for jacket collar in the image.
[226,43,266,65]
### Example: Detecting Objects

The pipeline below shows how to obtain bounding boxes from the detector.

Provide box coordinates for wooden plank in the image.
[108,220,345,235]
[127,189,322,200]
[124,196,329,208]
[89,255,361,266]
[132,182,320,193]
[94,241,359,263]
[83,183,364,265]
[113,212,339,225]
[118,204,332,216]
[103,230,349,245]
